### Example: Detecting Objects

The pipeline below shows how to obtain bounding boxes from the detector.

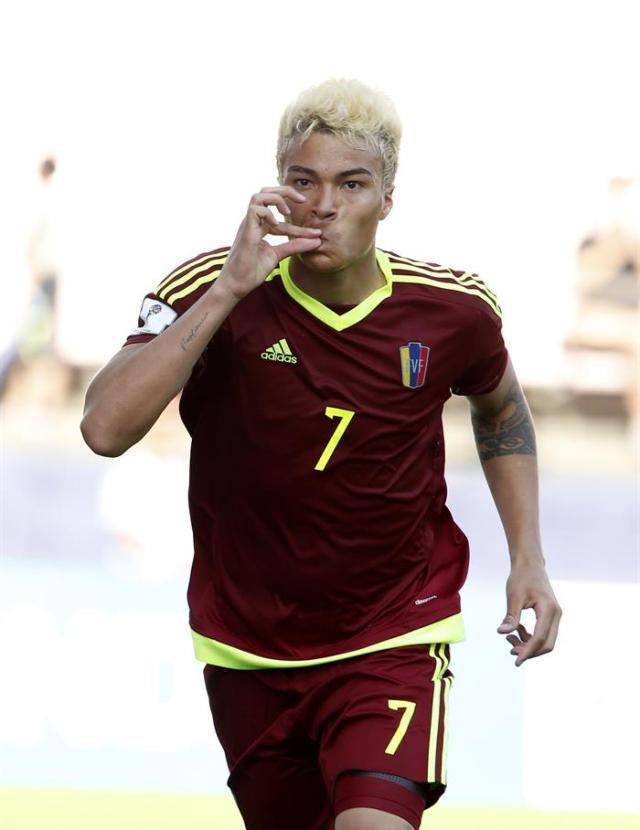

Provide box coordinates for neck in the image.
[289,246,385,306]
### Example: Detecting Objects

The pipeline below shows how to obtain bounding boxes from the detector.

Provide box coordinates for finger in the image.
[258,185,308,203]
[510,643,528,665]
[250,205,281,229]
[506,635,521,648]
[266,222,323,239]
[497,607,522,634]
[545,606,562,651]
[516,624,531,641]
[514,604,554,666]
[271,236,323,261]
[249,208,321,240]
[251,193,292,216]
[536,606,562,657]
[515,636,544,666]
[252,188,307,212]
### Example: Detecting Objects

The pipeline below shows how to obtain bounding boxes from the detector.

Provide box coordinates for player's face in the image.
[281,131,393,272]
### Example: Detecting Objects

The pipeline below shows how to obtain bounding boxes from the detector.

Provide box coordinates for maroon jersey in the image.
[125,247,508,666]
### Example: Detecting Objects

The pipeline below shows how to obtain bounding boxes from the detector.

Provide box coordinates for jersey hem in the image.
[190,612,466,669]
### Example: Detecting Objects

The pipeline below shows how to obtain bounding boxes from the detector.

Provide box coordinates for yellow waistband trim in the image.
[191,613,465,669]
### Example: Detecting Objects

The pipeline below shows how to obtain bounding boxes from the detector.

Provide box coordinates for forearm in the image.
[81,280,240,456]
[470,378,544,565]
[467,362,561,663]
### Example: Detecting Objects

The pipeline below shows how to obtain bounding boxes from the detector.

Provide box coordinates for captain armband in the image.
[133,297,178,336]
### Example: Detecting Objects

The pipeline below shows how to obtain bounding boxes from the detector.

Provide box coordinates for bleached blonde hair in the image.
[277,78,402,194]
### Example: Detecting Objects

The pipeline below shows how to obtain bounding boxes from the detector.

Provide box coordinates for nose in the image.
[311,184,338,220]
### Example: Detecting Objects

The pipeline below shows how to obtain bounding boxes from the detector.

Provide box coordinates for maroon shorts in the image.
[203,643,453,830]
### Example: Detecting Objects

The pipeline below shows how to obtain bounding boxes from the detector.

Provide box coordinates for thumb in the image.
[497,607,521,634]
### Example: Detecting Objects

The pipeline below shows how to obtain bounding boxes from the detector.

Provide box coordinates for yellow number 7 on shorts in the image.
[385,699,416,755]
[314,407,356,471]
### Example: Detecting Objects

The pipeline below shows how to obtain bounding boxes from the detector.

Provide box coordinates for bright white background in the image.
[1,0,638,817]
[1,0,638,373]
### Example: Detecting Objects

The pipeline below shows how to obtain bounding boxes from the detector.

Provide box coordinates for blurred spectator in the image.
[0,156,72,406]
[564,177,639,433]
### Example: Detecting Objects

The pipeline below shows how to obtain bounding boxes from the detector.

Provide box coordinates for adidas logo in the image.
[261,338,298,364]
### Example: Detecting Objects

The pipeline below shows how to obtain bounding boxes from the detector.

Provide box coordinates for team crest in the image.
[399,342,430,389]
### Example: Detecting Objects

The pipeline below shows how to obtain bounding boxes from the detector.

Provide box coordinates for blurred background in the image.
[1,0,638,828]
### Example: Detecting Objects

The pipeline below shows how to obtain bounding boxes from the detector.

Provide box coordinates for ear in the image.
[380,187,394,220]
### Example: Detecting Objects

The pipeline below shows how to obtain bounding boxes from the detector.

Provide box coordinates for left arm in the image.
[467,357,562,666]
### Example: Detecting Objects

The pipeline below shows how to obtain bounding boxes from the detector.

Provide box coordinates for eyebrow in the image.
[286,165,374,178]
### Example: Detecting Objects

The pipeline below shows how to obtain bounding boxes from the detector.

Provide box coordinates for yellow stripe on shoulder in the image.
[392,263,499,304]
[156,252,228,305]
[164,269,224,305]
[388,255,498,303]
[165,259,281,306]
[392,274,502,318]
[387,252,452,273]
[155,251,225,295]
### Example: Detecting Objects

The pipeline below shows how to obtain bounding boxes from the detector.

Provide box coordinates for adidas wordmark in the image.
[261,338,298,364]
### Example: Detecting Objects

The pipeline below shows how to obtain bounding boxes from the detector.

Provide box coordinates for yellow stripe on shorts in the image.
[441,675,453,785]
[427,643,449,783]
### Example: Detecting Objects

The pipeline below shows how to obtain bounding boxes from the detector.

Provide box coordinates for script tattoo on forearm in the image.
[471,380,536,461]
[180,312,209,352]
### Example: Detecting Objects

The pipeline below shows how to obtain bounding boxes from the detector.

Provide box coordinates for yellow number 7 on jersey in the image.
[314,407,356,471]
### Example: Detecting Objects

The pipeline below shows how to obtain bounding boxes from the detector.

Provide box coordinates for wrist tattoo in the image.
[471,380,536,461]
[180,312,209,352]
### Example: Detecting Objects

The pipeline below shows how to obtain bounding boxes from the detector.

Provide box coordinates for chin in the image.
[298,248,348,273]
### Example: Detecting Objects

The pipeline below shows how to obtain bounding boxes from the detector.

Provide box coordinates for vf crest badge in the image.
[399,342,430,389]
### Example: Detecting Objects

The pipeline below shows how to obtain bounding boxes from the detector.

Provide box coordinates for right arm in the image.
[81,186,322,456]
[80,282,239,457]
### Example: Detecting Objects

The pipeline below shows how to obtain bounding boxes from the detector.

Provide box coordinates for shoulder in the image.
[152,246,231,312]
[382,248,502,321]
[125,246,232,346]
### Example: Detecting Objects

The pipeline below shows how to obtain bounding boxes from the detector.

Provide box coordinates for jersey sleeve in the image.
[451,297,509,396]
[123,247,231,347]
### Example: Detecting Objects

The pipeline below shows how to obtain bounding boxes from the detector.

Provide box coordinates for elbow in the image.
[80,413,129,457]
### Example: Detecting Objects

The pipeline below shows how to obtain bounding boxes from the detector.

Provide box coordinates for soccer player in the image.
[81,79,562,830]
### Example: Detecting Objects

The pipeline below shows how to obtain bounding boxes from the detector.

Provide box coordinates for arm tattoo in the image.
[471,380,536,461]
[179,312,209,352]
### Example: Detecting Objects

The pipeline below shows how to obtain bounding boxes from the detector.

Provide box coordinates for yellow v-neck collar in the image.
[275,248,394,332]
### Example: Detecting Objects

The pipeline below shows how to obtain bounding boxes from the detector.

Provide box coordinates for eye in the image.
[344,181,363,190]
[294,178,311,187]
